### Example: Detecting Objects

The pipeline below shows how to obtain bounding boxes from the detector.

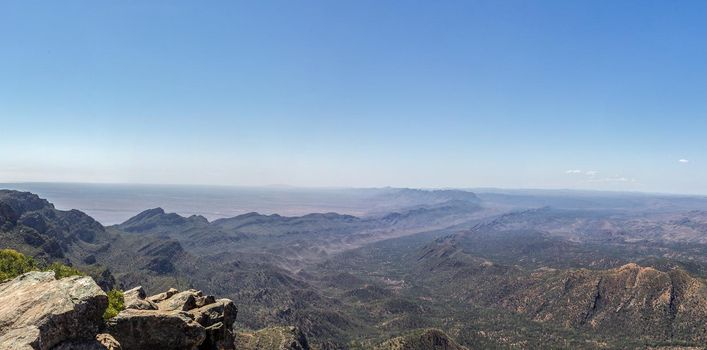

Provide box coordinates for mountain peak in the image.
[0,189,54,216]
[119,208,195,233]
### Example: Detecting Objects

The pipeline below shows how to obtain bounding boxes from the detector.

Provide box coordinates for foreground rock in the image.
[107,286,237,350]
[106,309,205,349]
[0,271,107,350]
[189,299,238,350]
[52,334,121,350]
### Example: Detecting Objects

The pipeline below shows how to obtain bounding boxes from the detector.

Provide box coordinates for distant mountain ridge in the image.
[111,193,485,271]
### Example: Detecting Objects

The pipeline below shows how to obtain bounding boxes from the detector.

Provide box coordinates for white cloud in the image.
[565,169,582,174]
[585,170,598,176]
[679,159,689,163]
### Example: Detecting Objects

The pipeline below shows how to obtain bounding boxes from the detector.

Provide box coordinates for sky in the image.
[1,1,706,194]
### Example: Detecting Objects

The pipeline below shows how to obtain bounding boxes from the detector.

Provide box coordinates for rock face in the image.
[107,286,237,350]
[0,271,238,350]
[0,271,108,350]
[106,309,206,350]
[499,263,707,343]
[190,299,238,350]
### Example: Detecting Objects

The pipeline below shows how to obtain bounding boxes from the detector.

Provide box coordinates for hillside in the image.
[375,329,469,350]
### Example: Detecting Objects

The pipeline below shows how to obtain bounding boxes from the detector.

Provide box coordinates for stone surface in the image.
[189,298,237,328]
[146,287,179,303]
[0,271,108,350]
[106,309,206,350]
[189,299,237,349]
[52,334,121,350]
[123,286,157,310]
[109,287,237,350]
[51,340,107,350]
[156,290,199,311]
[96,334,122,350]
[195,294,216,308]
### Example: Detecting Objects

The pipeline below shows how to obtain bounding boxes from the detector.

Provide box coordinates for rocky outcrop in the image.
[190,299,238,350]
[107,286,237,350]
[499,263,707,343]
[0,270,238,350]
[0,271,108,350]
[106,309,206,350]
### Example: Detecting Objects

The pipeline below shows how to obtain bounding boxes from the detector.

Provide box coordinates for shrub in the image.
[0,249,38,281]
[104,289,125,319]
[1,249,85,281]
[46,262,84,279]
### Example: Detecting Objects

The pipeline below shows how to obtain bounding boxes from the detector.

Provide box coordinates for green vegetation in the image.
[0,249,38,281]
[1,249,85,282]
[103,289,125,320]
[235,326,308,350]
[46,261,84,279]
[376,328,467,350]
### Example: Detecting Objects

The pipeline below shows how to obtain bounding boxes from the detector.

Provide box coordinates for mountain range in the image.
[0,187,705,349]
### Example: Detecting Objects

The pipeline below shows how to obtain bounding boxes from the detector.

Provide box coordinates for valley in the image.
[1,187,706,349]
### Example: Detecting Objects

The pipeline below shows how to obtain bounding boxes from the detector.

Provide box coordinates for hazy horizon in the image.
[5,180,707,197]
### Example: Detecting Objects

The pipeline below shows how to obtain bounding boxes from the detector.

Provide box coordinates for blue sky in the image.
[1,1,706,194]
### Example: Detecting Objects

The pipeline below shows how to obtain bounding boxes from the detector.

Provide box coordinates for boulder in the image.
[189,298,237,328]
[123,286,157,310]
[0,271,108,350]
[146,287,178,303]
[189,299,237,350]
[111,287,237,350]
[195,294,216,308]
[156,289,199,311]
[106,309,206,350]
[103,286,237,350]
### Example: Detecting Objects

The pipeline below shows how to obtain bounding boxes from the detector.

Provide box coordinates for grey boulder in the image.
[0,271,108,350]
